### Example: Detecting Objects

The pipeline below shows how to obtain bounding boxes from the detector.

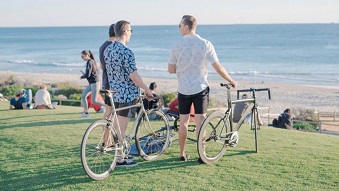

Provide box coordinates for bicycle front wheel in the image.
[197,111,231,164]
[81,120,118,180]
[135,109,170,161]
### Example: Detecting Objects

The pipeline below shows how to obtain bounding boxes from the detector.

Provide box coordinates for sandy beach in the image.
[1,71,339,116]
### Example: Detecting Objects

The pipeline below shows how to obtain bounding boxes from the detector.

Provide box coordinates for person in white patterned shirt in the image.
[168,15,238,162]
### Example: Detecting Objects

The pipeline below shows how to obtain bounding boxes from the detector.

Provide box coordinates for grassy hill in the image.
[0,101,338,190]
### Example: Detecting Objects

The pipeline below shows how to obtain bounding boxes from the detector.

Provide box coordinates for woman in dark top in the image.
[80,50,105,118]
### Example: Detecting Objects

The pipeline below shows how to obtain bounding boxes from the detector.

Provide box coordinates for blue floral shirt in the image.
[103,41,139,103]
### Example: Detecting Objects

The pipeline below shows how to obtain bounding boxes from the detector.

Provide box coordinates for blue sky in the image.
[0,0,338,27]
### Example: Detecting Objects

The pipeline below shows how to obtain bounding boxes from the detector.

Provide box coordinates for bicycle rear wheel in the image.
[135,109,170,161]
[197,111,231,164]
[81,120,118,180]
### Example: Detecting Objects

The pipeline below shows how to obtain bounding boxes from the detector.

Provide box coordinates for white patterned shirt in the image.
[168,34,218,95]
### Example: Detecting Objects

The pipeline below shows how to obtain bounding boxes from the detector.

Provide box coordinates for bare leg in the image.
[179,114,190,157]
[194,113,206,138]
[194,114,206,153]
[113,115,131,161]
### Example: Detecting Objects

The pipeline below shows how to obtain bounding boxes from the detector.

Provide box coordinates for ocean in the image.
[0,24,338,86]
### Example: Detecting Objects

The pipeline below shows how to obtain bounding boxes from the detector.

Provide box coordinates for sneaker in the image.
[80,113,90,118]
[197,157,205,164]
[124,155,134,160]
[179,153,190,161]
[116,160,138,167]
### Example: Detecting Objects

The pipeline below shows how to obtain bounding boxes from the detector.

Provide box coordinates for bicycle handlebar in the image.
[220,83,233,89]
[237,88,271,100]
[219,84,271,100]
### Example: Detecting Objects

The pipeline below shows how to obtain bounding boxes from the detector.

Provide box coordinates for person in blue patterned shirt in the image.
[104,20,153,167]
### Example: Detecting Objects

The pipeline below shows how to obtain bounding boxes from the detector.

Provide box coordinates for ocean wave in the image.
[9,59,37,64]
[137,66,167,71]
[325,45,339,50]
[52,62,83,67]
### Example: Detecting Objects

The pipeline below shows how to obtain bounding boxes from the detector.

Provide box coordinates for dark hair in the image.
[284,109,290,113]
[114,20,130,37]
[81,50,98,72]
[182,15,197,30]
[149,82,157,90]
[109,24,116,37]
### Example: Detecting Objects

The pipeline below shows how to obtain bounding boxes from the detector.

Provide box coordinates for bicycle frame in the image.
[221,83,270,132]
[101,90,152,152]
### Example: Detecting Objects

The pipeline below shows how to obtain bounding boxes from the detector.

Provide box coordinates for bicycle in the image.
[169,113,197,142]
[197,83,271,164]
[81,89,171,180]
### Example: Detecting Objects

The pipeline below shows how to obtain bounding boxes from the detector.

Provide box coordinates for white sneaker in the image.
[80,113,90,118]
[167,115,175,121]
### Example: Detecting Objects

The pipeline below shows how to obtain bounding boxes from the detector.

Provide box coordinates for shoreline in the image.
[1,71,339,115]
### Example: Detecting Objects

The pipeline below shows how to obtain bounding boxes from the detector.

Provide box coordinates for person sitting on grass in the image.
[34,84,55,109]
[273,108,293,130]
[9,89,29,110]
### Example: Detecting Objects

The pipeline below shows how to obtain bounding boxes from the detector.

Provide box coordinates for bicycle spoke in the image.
[81,120,117,180]
[135,110,170,161]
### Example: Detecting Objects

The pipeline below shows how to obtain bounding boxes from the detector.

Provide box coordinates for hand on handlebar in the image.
[230,80,238,88]
[144,89,154,101]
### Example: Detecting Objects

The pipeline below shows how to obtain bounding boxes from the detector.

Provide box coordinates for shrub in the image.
[54,86,82,98]
[55,94,67,100]
[160,92,176,107]
[293,108,318,122]
[294,122,318,132]
[0,85,23,97]
[69,93,82,100]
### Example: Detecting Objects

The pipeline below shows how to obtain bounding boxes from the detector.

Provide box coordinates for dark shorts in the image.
[105,94,112,106]
[114,100,137,118]
[178,87,209,114]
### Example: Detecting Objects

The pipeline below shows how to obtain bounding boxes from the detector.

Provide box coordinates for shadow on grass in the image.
[1,145,202,190]
[225,149,257,156]
[0,118,96,130]
[0,112,81,121]
[1,146,92,191]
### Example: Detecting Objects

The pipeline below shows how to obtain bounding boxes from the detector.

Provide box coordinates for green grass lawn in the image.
[0,101,338,191]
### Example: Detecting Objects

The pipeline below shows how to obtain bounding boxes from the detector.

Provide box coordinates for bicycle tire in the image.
[81,120,118,180]
[135,109,170,161]
[197,111,231,164]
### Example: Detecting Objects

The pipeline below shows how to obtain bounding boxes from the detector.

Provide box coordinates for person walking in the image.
[104,20,153,167]
[168,15,238,162]
[99,23,116,120]
[80,50,105,118]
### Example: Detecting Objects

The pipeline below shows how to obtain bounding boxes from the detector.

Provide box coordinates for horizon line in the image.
[0,22,337,28]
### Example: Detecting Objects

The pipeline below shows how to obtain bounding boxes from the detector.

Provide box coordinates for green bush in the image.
[69,93,82,100]
[294,122,318,132]
[0,85,23,97]
[54,87,82,98]
[160,92,176,107]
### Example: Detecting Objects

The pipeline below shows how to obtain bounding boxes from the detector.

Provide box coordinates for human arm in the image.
[168,63,176,74]
[211,61,238,88]
[81,60,93,79]
[46,92,54,109]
